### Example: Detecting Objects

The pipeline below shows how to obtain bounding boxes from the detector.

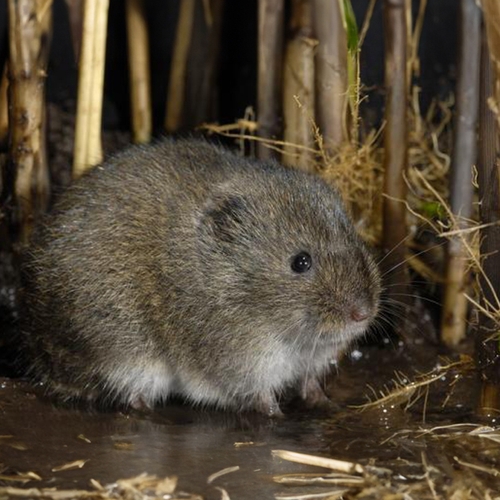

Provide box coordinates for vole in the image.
[19,138,380,416]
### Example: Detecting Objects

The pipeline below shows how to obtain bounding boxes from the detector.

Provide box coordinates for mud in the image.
[2,339,498,499]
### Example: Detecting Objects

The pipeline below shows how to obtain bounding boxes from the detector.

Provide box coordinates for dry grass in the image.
[0,472,216,500]
[203,71,500,339]
[351,355,474,415]
[0,464,244,500]
[272,439,500,499]
[202,81,452,245]
[0,473,196,499]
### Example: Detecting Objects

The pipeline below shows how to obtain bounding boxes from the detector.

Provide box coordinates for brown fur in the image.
[19,138,381,414]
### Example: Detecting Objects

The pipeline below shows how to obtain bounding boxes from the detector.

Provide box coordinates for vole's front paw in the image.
[253,394,284,418]
[300,377,339,411]
[129,394,153,412]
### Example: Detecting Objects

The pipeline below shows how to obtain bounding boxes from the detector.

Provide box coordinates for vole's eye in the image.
[291,252,312,273]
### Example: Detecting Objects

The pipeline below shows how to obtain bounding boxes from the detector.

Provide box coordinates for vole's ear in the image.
[200,194,248,243]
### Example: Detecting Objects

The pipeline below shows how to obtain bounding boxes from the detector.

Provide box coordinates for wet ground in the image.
[2,339,499,499]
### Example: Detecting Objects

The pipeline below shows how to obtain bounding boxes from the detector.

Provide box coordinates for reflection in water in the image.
[1,380,330,499]
[1,344,494,499]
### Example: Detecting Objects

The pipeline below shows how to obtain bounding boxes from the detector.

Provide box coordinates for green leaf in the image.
[420,201,445,219]
[342,0,359,53]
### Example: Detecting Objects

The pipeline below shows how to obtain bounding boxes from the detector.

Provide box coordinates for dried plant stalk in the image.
[8,0,52,241]
[183,0,224,127]
[381,0,409,302]
[126,0,152,143]
[272,450,365,474]
[441,241,471,347]
[481,0,500,132]
[73,0,110,178]
[0,64,9,148]
[441,0,481,347]
[64,0,83,61]
[257,0,284,160]
[312,0,348,150]
[165,0,196,133]
[476,28,500,390]
[282,0,315,172]
[406,0,427,85]
[0,473,198,500]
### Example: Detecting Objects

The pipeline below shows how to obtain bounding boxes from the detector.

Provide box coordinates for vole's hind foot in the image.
[34,378,106,410]
[300,377,338,411]
[251,394,284,418]
[129,394,154,412]
[34,382,100,410]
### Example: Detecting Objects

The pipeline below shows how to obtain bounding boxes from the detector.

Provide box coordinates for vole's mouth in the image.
[283,307,377,353]
[321,321,371,343]
[311,308,376,336]
[295,318,371,355]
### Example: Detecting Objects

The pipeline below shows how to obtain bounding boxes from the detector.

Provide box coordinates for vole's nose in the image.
[350,304,370,322]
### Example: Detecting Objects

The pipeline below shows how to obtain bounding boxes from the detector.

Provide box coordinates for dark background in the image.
[0,0,458,135]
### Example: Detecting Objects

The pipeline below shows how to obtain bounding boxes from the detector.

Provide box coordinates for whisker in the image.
[377,298,410,311]
[372,313,400,331]
[384,294,442,308]
[383,280,441,288]
[372,303,439,343]
[376,232,415,267]
[380,241,447,280]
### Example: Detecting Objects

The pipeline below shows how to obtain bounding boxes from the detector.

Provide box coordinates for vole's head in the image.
[196,164,381,354]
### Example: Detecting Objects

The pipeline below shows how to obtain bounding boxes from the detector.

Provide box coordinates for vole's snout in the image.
[345,289,379,326]
[349,304,371,323]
